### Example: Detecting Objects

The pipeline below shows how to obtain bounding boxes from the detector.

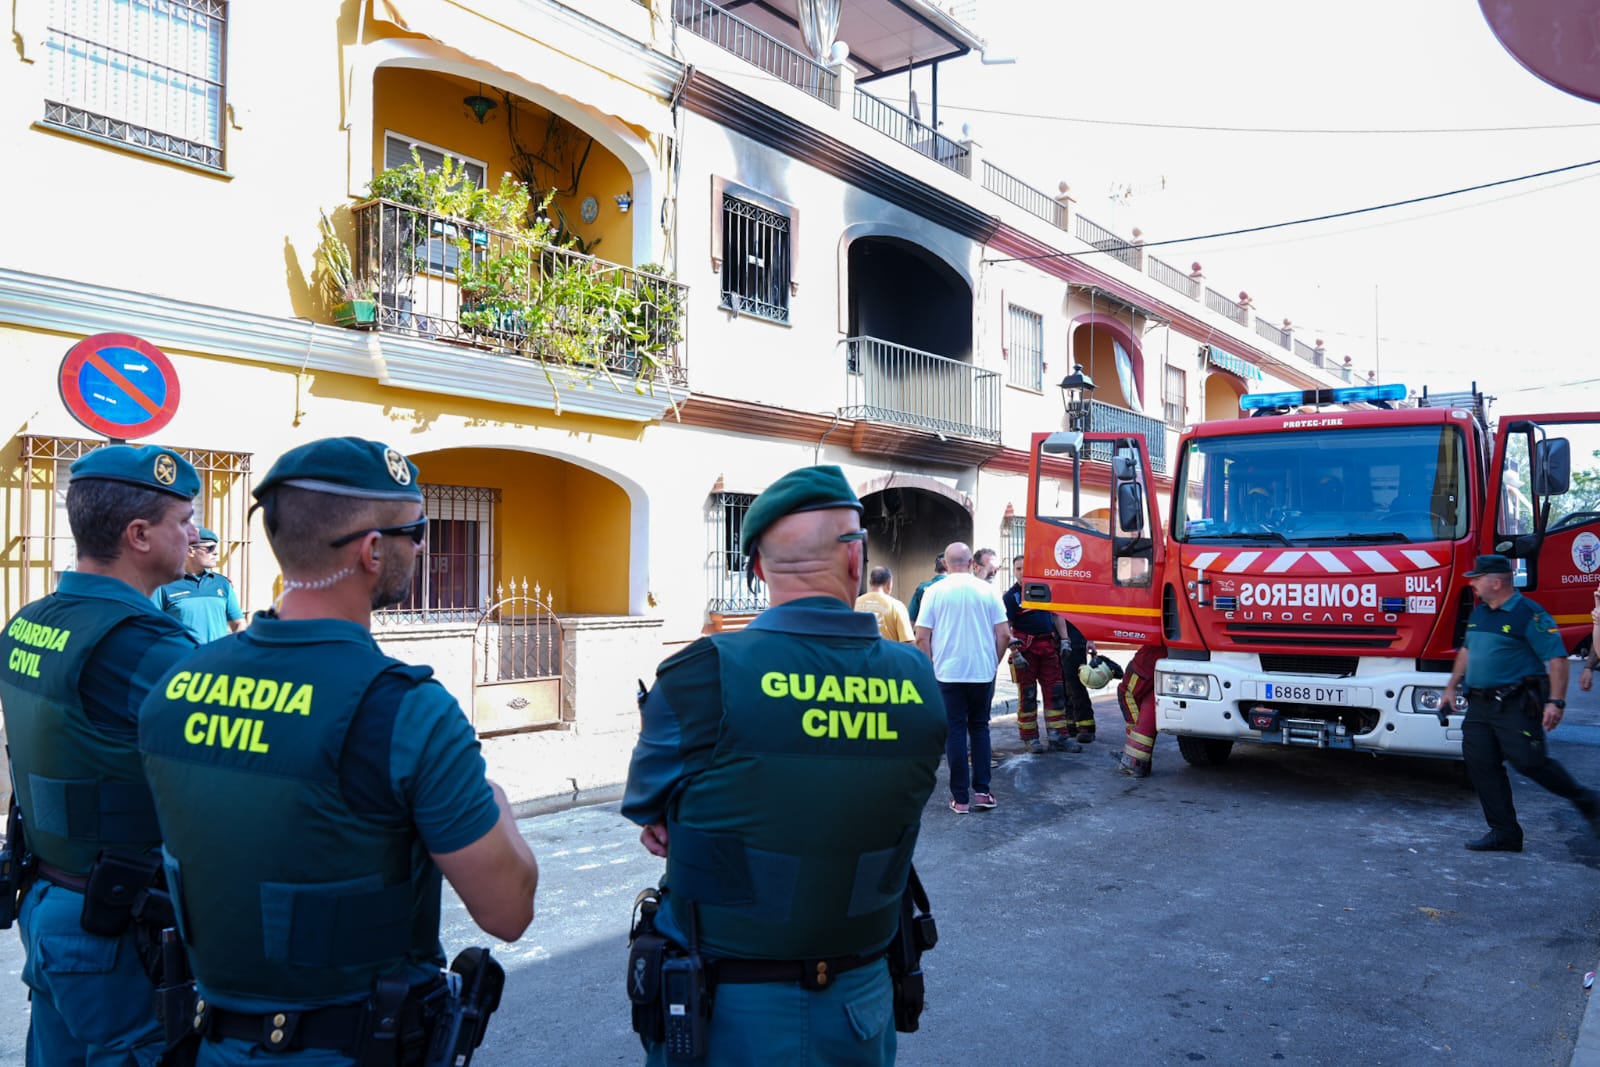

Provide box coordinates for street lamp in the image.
[1058,363,1096,432]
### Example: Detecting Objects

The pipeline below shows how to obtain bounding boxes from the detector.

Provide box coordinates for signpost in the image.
[58,332,181,441]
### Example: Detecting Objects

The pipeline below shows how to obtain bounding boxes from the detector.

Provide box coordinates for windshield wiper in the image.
[1222,530,1294,545]
[1319,532,1411,544]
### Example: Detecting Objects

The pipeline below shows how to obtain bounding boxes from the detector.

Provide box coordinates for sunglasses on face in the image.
[328,517,428,549]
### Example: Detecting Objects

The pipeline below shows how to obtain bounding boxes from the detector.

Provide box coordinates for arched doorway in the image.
[847,236,972,360]
[858,478,973,604]
[1069,314,1144,412]
[1204,371,1244,422]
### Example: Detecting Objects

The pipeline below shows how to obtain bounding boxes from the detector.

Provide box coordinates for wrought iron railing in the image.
[1147,255,1192,296]
[351,199,688,387]
[1294,338,1322,366]
[1076,398,1169,474]
[981,161,1064,228]
[1255,316,1290,349]
[1075,214,1140,269]
[843,337,1001,443]
[1205,287,1247,326]
[673,0,838,105]
[707,492,769,613]
[853,89,970,175]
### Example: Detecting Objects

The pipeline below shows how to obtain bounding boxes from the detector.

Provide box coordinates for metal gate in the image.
[471,579,565,734]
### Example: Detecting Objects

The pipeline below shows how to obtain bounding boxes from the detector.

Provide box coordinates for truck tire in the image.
[1177,736,1234,767]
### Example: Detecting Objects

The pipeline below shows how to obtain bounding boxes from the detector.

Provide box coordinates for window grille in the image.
[43,0,227,170]
[720,195,791,323]
[1001,514,1027,569]
[11,436,251,618]
[1007,305,1044,391]
[383,133,488,276]
[377,483,498,626]
[1163,365,1187,428]
[707,492,768,613]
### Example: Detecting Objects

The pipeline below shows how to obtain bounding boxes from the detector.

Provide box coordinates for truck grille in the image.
[1258,654,1360,677]
[1222,622,1398,649]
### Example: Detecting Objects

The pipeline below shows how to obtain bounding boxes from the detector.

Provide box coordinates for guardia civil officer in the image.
[138,438,538,1064]
[1440,555,1600,852]
[0,444,201,1065]
[622,466,946,1065]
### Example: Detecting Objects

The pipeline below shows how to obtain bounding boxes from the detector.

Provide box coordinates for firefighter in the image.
[1113,643,1167,777]
[1003,556,1081,753]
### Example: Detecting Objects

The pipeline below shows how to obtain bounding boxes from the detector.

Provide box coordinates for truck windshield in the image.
[1175,424,1469,545]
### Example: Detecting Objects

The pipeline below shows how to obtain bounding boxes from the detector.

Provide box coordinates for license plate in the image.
[1244,682,1372,706]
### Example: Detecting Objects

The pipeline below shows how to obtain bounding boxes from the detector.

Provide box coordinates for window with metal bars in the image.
[1001,514,1027,569]
[43,0,227,170]
[1007,305,1044,391]
[383,133,488,275]
[720,195,791,323]
[707,492,768,613]
[1163,364,1187,428]
[377,484,498,626]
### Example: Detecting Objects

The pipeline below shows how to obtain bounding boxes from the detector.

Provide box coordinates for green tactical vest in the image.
[0,594,166,874]
[140,630,443,1005]
[664,627,945,959]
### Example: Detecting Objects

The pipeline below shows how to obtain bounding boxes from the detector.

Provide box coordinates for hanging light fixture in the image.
[463,82,497,124]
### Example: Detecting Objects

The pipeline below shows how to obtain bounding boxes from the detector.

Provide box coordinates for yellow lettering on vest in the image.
[275,683,293,713]
[898,680,923,704]
[248,719,269,753]
[839,710,866,739]
[252,679,280,710]
[205,675,232,705]
[788,674,816,700]
[205,714,220,747]
[184,711,206,744]
[229,676,256,708]
[867,677,888,704]
[282,685,313,716]
[185,673,210,702]
[166,671,191,700]
[802,709,827,737]
[761,672,787,698]
[7,647,40,678]
[877,713,898,740]
[843,677,867,703]
[218,716,246,749]
[817,675,843,702]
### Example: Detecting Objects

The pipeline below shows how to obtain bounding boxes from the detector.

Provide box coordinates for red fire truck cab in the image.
[1023,383,1600,766]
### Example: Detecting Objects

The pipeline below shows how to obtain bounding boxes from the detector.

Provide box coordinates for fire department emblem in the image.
[1054,534,1084,570]
[383,447,411,486]
[1574,531,1600,574]
[153,454,177,485]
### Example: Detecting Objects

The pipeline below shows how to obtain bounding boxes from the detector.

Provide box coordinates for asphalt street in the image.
[4,672,1600,1065]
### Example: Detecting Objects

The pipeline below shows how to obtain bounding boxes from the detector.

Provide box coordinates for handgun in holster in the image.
[421,947,505,1067]
[885,865,937,1033]
[0,793,35,930]
[625,888,709,1060]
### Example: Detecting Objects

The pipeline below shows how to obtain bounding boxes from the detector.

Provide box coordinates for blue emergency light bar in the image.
[1239,383,1407,411]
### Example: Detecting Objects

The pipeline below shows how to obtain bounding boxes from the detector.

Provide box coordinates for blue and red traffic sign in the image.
[59,333,181,440]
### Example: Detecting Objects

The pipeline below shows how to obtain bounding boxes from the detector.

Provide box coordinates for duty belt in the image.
[35,860,89,893]
[198,998,372,1054]
[711,949,886,991]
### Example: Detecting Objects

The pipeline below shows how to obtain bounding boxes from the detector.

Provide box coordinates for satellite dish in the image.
[1480,0,1600,104]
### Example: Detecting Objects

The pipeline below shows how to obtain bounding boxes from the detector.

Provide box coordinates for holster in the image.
[0,793,34,930]
[627,888,670,1047]
[1489,675,1548,723]
[81,849,164,938]
[885,865,937,1033]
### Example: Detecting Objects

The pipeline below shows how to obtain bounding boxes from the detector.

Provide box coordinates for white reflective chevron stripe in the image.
[1309,551,1351,573]
[1264,551,1304,573]
[1402,550,1443,568]
[1191,552,1222,571]
[1354,550,1398,573]
[1225,551,1262,572]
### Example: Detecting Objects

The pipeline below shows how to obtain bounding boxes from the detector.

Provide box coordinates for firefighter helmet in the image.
[1079,654,1121,690]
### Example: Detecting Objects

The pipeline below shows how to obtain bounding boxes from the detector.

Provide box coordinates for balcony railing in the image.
[853,89,970,175]
[351,199,687,387]
[843,337,1001,443]
[1294,338,1322,366]
[1075,215,1140,269]
[673,0,838,106]
[1146,255,1192,297]
[1205,287,1247,326]
[1254,316,1290,349]
[981,162,1064,228]
[1075,399,1169,474]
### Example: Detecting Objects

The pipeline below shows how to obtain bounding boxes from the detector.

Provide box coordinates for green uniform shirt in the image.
[154,569,243,643]
[1463,592,1565,689]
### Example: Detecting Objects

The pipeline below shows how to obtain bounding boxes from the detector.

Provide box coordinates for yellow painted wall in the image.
[1205,372,1243,422]
[1075,327,1131,410]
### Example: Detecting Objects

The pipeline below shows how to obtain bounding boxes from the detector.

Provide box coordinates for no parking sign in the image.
[58,333,181,440]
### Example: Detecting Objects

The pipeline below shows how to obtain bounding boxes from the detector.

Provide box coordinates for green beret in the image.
[741,465,862,549]
[195,526,219,545]
[70,444,198,499]
[254,437,422,504]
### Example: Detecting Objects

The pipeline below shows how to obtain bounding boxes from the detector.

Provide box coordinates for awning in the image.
[718,0,981,79]
[371,0,677,136]
[1207,345,1264,382]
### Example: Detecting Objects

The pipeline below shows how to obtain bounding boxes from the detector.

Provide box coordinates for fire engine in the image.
[1022,382,1600,766]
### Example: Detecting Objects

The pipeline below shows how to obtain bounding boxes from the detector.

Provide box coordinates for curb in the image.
[1573,969,1600,1066]
[511,783,625,822]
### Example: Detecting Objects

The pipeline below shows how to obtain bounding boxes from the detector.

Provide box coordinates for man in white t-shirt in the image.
[915,542,1012,814]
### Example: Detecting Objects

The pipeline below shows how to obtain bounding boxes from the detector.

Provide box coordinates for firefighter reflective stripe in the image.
[1186,548,1444,573]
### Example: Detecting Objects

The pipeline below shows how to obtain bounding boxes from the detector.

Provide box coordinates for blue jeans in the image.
[940,681,994,804]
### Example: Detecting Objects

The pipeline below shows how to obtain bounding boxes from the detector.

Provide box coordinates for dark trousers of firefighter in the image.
[1463,690,1588,837]
[1118,645,1163,767]
[1013,633,1068,741]
[1061,644,1095,737]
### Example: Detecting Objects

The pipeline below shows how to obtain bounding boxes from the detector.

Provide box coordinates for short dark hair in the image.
[974,547,997,564]
[869,566,892,587]
[933,554,947,574]
[1013,554,1025,566]
[261,485,403,573]
[68,479,183,563]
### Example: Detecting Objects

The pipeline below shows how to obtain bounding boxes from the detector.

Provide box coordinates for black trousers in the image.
[1462,690,1587,836]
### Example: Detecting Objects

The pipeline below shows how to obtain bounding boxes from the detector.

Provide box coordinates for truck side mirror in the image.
[1112,451,1136,482]
[1117,482,1143,532]
[1534,438,1571,496]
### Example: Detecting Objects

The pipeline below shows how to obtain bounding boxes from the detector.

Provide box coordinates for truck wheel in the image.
[1177,736,1234,767]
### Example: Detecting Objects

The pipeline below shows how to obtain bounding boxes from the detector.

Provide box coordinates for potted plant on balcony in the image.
[314,210,377,327]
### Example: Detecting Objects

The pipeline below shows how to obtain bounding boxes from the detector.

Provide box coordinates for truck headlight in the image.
[1159,672,1212,699]
[1412,688,1467,714]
